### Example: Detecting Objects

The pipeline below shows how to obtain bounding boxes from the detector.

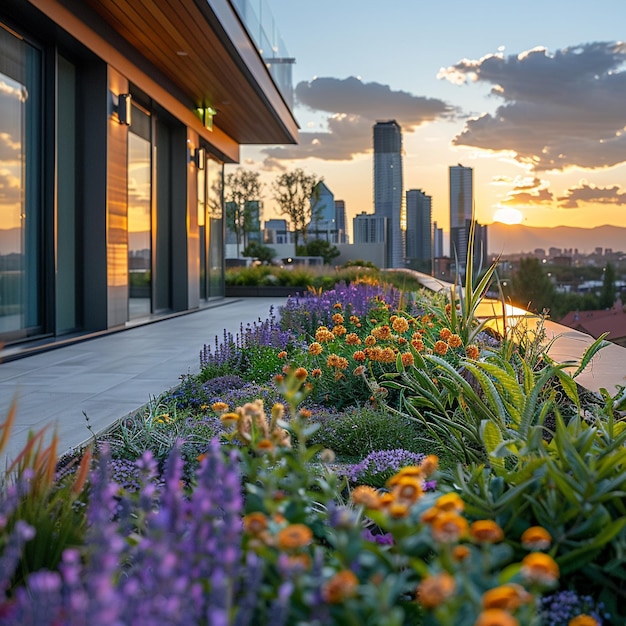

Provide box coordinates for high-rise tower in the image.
[405,189,432,272]
[449,164,473,266]
[373,121,404,268]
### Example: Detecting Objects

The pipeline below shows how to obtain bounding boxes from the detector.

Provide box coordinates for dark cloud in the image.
[502,186,554,206]
[261,77,453,163]
[439,42,626,171]
[558,182,626,208]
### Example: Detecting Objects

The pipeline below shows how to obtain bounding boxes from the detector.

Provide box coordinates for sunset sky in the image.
[236,0,626,241]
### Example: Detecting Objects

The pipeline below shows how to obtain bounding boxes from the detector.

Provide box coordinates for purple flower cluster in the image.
[539,590,610,626]
[200,305,293,371]
[347,449,425,484]
[1,440,253,626]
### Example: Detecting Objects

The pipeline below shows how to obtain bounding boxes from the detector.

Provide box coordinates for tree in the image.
[297,239,340,265]
[242,241,276,265]
[599,262,616,309]
[272,169,322,248]
[510,257,556,314]
[224,168,263,257]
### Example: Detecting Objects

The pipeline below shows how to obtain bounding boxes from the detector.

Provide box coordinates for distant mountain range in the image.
[487,223,626,256]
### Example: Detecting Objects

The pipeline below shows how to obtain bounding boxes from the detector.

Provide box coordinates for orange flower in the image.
[256,438,275,452]
[332,325,347,336]
[294,367,308,380]
[401,352,414,367]
[309,342,323,355]
[392,316,410,333]
[211,401,229,413]
[365,335,377,346]
[420,507,440,524]
[411,339,425,352]
[482,584,531,611]
[332,313,345,325]
[521,526,552,551]
[391,476,423,503]
[353,365,365,376]
[336,356,349,369]
[474,608,519,626]
[520,552,559,585]
[470,520,504,544]
[353,350,366,362]
[417,572,456,609]
[371,325,392,340]
[435,492,465,513]
[466,344,480,359]
[569,616,600,626]
[345,332,361,345]
[420,455,439,476]
[322,570,359,604]
[220,412,240,427]
[277,351,287,359]
[243,512,268,536]
[388,501,411,518]
[431,511,469,543]
[447,334,463,348]
[351,485,381,509]
[434,340,449,355]
[333,302,342,310]
[276,524,313,551]
[452,545,471,561]
[349,315,360,324]
[299,408,312,419]
[327,354,341,367]
[315,326,335,343]
[439,328,452,340]
[312,368,322,377]
[380,347,396,363]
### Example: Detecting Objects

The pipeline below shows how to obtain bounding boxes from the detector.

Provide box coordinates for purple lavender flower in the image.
[348,449,425,485]
[539,589,610,625]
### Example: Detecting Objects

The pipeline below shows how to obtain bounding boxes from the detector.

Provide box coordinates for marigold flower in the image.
[434,340,449,355]
[351,485,381,509]
[470,520,504,544]
[421,507,440,524]
[417,572,456,609]
[398,337,407,345]
[220,412,240,426]
[349,315,360,324]
[327,354,340,367]
[309,342,323,355]
[388,501,411,518]
[211,401,229,413]
[388,465,422,483]
[336,357,349,369]
[380,347,396,363]
[392,316,410,333]
[294,367,308,380]
[332,313,345,325]
[431,511,469,543]
[312,368,322,377]
[391,477,423,503]
[420,455,439,477]
[274,374,284,384]
[322,570,359,604]
[333,302,342,310]
[299,408,312,419]
[353,350,366,362]
[452,545,471,561]
[447,334,463,348]
[353,365,366,376]
[365,335,377,346]
[569,616,599,626]
[401,352,414,366]
[445,303,452,315]
[482,584,531,611]
[520,552,559,586]
[436,492,465,513]
[439,328,452,340]
[474,608,519,626]
[332,325,347,336]
[466,344,480,359]
[411,339,425,352]
[371,325,392,340]
[345,332,361,345]
[521,526,552,551]
[256,438,275,452]
[277,351,287,359]
[243,512,268,535]
[315,326,335,343]
[276,523,313,551]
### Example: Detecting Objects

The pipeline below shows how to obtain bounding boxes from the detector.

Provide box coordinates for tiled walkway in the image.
[0,298,285,467]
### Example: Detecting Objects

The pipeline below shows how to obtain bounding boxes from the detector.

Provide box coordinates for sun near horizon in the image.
[492,207,524,225]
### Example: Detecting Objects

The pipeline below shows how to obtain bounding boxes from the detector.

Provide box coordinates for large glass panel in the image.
[197,162,207,300]
[206,156,224,298]
[128,109,152,319]
[0,25,42,339]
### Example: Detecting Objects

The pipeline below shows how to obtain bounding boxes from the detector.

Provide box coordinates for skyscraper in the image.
[405,189,432,272]
[449,164,473,266]
[373,121,404,268]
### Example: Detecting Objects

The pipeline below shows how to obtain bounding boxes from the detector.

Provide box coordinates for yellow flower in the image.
[388,501,410,518]
[569,616,599,626]
[474,608,519,626]
[520,552,559,586]
[482,584,531,611]
[392,316,410,333]
[351,485,381,509]
[220,412,240,427]
[435,492,465,513]
[470,520,504,544]
[417,572,456,608]
[333,302,342,310]
[391,476,423,504]
[308,342,323,356]
[431,511,469,543]
[322,570,359,604]
[521,526,552,551]
[276,524,313,551]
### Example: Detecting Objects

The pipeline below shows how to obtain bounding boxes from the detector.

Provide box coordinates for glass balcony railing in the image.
[230,0,295,109]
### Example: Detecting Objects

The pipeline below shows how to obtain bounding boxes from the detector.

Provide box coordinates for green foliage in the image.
[600,261,617,308]
[242,241,276,265]
[297,238,341,265]
[511,257,556,314]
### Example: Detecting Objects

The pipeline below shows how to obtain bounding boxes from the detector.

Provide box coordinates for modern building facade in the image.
[334,200,348,244]
[405,189,432,272]
[449,164,473,266]
[373,121,404,268]
[0,0,297,356]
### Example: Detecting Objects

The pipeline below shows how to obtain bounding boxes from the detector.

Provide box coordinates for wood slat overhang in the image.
[78,0,299,145]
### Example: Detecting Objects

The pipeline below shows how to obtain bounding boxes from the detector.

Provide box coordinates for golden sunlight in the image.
[493,207,523,224]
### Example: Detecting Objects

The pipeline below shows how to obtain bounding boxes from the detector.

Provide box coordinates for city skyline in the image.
[234,0,626,250]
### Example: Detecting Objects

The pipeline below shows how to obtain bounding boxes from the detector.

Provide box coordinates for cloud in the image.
[501,178,554,206]
[261,76,453,163]
[439,42,626,171]
[0,168,21,205]
[558,181,626,208]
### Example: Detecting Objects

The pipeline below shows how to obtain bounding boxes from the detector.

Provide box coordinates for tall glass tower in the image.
[373,121,404,268]
[449,164,473,266]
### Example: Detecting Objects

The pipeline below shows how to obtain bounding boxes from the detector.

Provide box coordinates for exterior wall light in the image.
[195,147,206,169]
[196,106,216,131]
[116,93,132,125]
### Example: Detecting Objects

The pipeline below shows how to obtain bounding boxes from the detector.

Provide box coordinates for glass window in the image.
[0,24,42,340]
[206,155,224,298]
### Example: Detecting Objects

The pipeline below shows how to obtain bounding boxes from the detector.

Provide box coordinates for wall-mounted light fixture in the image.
[194,147,206,169]
[196,106,216,131]
[114,93,132,125]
